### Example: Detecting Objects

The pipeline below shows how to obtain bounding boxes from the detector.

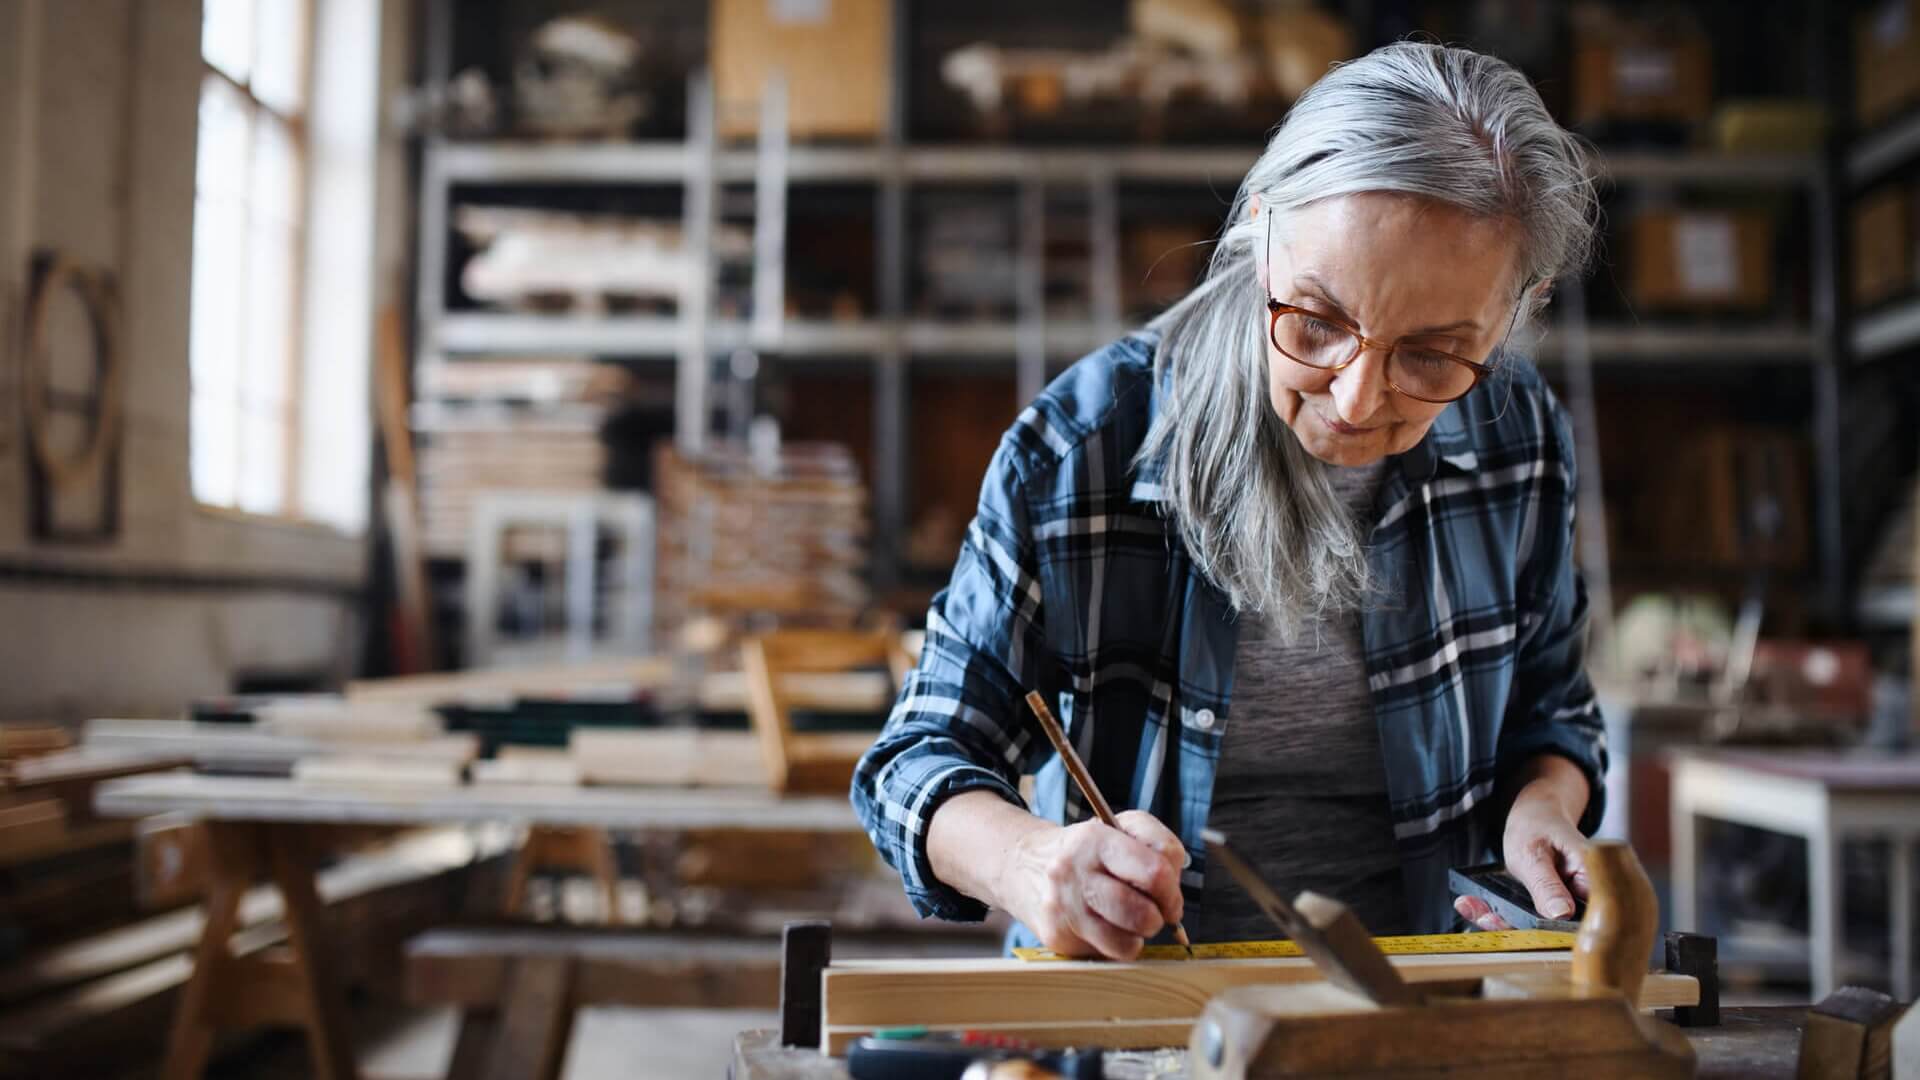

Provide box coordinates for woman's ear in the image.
[1249,193,1263,222]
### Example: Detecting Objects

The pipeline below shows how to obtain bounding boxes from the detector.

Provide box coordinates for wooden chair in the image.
[741,628,904,794]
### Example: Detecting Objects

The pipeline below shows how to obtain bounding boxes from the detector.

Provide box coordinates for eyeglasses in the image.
[1261,215,1518,405]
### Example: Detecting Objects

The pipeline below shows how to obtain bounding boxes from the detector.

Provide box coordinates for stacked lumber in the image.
[0,749,194,949]
[83,711,479,780]
[0,726,70,773]
[415,404,607,557]
[0,827,510,1078]
[653,441,871,639]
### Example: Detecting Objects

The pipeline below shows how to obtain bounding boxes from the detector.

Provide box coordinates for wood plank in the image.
[472,748,581,786]
[254,700,442,741]
[0,816,134,867]
[0,798,66,856]
[293,756,467,788]
[84,720,479,769]
[93,773,862,832]
[482,956,574,1080]
[700,670,894,714]
[346,657,676,706]
[570,728,765,787]
[819,954,1699,1031]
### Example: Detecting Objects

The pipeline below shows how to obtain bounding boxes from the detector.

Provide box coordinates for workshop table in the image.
[730,1007,1810,1079]
[93,772,862,1080]
[1670,749,1920,1002]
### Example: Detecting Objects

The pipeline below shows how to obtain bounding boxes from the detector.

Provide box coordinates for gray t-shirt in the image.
[1188,460,1411,943]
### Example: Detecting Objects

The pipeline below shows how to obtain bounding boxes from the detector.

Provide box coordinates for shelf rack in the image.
[413,0,1847,610]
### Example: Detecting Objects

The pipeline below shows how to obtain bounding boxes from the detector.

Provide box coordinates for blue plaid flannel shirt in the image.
[851,331,1607,937]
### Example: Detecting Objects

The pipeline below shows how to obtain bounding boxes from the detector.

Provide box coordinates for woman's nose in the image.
[1330,348,1392,424]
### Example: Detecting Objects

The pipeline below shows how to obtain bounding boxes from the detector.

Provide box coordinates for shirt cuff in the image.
[902,767,1030,923]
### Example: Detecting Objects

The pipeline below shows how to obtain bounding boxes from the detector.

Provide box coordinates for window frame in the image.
[189,0,319,527]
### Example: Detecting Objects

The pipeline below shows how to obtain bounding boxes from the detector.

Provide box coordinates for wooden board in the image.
[293,756,467,788]
[570,728,766,787]
[472,748,581,786]
[0,817,135,868]
[341,660,891,714]
[254,700,443,742]
[347,657,676,706]
[84,719,479,769]
[93,772,863,832]
[819,954,1700,1046]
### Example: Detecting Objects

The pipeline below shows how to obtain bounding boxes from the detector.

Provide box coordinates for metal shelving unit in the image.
[1847,109,1920,361]
[411,0,1849,603]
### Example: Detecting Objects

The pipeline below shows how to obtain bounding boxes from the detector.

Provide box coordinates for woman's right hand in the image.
[998,809,1188,960]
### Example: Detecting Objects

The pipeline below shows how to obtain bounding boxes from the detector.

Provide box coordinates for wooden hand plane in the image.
[1190,835,1696,1079]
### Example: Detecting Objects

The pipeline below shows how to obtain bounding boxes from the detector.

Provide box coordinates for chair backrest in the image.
[741,628,903,793]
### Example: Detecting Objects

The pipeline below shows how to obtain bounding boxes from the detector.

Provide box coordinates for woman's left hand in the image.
[1453,755,1591,931]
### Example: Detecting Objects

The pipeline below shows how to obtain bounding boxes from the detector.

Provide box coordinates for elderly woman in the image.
[852,41,1606,959]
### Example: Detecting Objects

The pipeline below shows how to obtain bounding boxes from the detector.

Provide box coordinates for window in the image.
[190,0,310,517]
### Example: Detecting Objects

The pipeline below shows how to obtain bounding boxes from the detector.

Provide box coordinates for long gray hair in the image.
[1139,42,1598,629]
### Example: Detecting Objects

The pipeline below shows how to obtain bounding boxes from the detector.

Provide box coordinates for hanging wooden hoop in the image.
[20,255,123,492]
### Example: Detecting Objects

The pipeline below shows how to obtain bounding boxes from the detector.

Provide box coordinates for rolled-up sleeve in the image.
[851,440,1051,921]
[1496,392,1608,837]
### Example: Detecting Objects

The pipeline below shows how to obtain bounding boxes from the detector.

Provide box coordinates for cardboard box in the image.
[1853,184,1913,310]
[712,0,891,140]
[1570,6,1712,129]
[1857,0,1920,129]
[1628,210,1772,311]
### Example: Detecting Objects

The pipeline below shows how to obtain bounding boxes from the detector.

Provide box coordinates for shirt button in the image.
[1194,708,1216,731]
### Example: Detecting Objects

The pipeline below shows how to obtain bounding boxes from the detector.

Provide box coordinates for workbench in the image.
[1670,749,1920,1001]
[91,772,863,1080]
[729,1007,1811,1080]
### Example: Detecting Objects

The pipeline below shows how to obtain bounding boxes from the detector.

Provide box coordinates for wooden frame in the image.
[741,629,905,793]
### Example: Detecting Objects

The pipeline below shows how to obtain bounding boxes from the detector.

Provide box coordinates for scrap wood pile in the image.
[653,441,871,639]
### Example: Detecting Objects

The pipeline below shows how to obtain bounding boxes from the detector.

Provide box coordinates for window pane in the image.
[196,75,252,204]
[252,0,308,115]
[202,0,253,85]
[249,114,301,228]
[191,195,246,406]
[192,389,239,509]
[237,409,286,515]
[243,220,295,413]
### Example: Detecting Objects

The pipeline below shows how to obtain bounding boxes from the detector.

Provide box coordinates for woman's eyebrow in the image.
[1291,273,1348,312]
[1406,317,1481,336]
[1293,274,1482,336]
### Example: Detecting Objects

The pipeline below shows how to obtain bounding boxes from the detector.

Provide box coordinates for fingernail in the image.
[1545,900,1573,919]
[1181,848,1193,869]
[1477,915,1501,931]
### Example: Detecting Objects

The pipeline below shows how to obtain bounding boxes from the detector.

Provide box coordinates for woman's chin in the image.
[1298,430,1390,468]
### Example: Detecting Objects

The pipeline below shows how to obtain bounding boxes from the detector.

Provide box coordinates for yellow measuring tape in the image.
[1013,928,1576,962]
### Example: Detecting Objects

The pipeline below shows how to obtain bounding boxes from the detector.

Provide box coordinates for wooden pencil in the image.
[1024,690,1192,955]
